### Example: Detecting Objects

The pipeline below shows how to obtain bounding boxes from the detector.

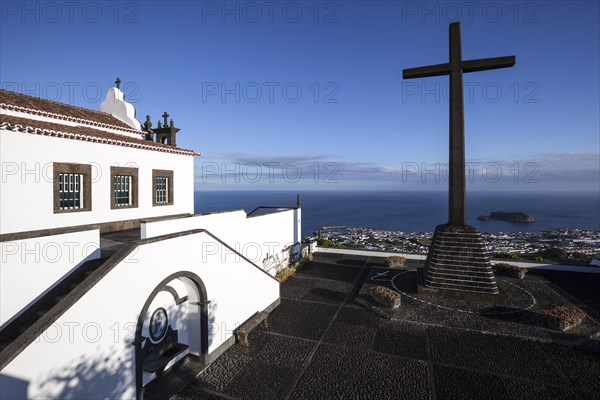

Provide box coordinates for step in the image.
[429,261,493,269]
[429,270,495,280]
[426,276,498,286]
[425,281,499,294]
[426,276,498,288]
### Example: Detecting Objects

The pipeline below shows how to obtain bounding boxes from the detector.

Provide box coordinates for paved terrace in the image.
[99,228,141,253]
[172,253,600,400]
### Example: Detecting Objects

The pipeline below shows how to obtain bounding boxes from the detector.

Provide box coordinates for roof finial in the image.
[115,77,121,89]
[144,115,152,130]
[297,193,301,208]
[162,112,169,127]
[169,118,174,128]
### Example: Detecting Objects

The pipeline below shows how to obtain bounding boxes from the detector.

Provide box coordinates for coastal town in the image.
[316,226,600,264]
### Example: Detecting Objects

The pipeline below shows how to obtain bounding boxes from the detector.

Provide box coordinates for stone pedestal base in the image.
[420,224,503,303]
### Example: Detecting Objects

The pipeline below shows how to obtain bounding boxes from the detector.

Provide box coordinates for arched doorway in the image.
[134,272,209,400]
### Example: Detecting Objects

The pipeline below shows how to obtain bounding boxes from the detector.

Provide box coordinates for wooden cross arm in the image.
[403,56,515,79]
[403,62,450,79]
[462,56,516,73]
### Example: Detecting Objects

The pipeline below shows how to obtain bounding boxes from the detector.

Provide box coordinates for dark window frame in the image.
[152,169,174,206]
[110,166,139,209]
[53,162,92,213]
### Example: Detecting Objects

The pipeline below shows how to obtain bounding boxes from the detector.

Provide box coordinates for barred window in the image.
[152,170,173,206]
[114,175,132,207]
[59,173,82,210]
[54,163,91,213]
[110,166,138,209]
[155,176,168,204]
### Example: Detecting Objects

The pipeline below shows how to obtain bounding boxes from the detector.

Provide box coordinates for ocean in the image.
[194,191,600,237]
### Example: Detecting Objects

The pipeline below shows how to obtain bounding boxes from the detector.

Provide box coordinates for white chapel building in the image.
[0,81,301,399]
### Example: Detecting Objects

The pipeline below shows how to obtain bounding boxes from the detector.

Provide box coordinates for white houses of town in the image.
[0,82,301,399]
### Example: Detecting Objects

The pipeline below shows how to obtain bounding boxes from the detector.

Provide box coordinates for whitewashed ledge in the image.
[313,246,426,260]
[312,246,600,274]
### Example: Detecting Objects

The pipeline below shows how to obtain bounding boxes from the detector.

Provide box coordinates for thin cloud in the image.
[195,152,599,190]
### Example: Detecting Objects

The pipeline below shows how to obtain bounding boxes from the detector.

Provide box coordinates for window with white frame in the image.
[110,166,138,209]
[152,170,173,206]
[59,173,83,210]
[155,176,168,204]
[114,175,132,207]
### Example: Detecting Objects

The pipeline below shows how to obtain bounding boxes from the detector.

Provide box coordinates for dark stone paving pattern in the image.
[322,307,380,351]
[266,299,338,341]
[173,253,600,400]
[435,365,508,400]
[362,265,600,342]
[289,344,430,400]
[295,260,363,282]
[429,326,565,383]
[531,269,600,322]
[280,275,354,305]
[372,319,429,360]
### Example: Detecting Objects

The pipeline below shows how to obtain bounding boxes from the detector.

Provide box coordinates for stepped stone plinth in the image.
[418,224,507,304]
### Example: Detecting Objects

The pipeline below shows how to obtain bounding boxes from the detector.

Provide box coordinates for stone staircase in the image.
[0,253,111,369]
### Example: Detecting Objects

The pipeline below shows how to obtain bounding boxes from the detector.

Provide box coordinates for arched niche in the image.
[134,272,209,400]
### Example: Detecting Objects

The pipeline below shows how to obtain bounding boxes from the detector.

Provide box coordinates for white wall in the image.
[1,230,279,399]
[0,128,194,234]
[141,208,300,272]
[0,229,100,326]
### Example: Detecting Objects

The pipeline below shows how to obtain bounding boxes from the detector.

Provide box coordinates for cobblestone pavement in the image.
[173,254,600,400]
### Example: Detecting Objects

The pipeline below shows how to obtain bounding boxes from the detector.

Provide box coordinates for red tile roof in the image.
[0,89,138,132]
[0,114,198,156]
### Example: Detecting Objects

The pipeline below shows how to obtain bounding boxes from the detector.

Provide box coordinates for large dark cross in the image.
[403,22,515,225]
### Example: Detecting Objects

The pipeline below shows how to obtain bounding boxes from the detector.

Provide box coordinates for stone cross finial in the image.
[162,112,169,127]
[115,77,121,89]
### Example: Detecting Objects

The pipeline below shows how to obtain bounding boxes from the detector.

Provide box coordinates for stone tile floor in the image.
[99,228,140,253]
[173,254,600,400]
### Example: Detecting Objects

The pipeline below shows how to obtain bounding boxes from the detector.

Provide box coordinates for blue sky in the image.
[1,0,598,192]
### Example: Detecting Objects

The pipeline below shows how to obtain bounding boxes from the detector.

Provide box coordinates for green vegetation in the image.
[318,238,336,247]
[495,253,520,260]
[493,263,526,273]
[539,247,568,260]
[338,242,366,249]
[317,238,370,250]
[275,254,313,283]
[493,247,593,266]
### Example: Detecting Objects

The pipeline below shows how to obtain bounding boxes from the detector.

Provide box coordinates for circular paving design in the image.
[390,270,537,315]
